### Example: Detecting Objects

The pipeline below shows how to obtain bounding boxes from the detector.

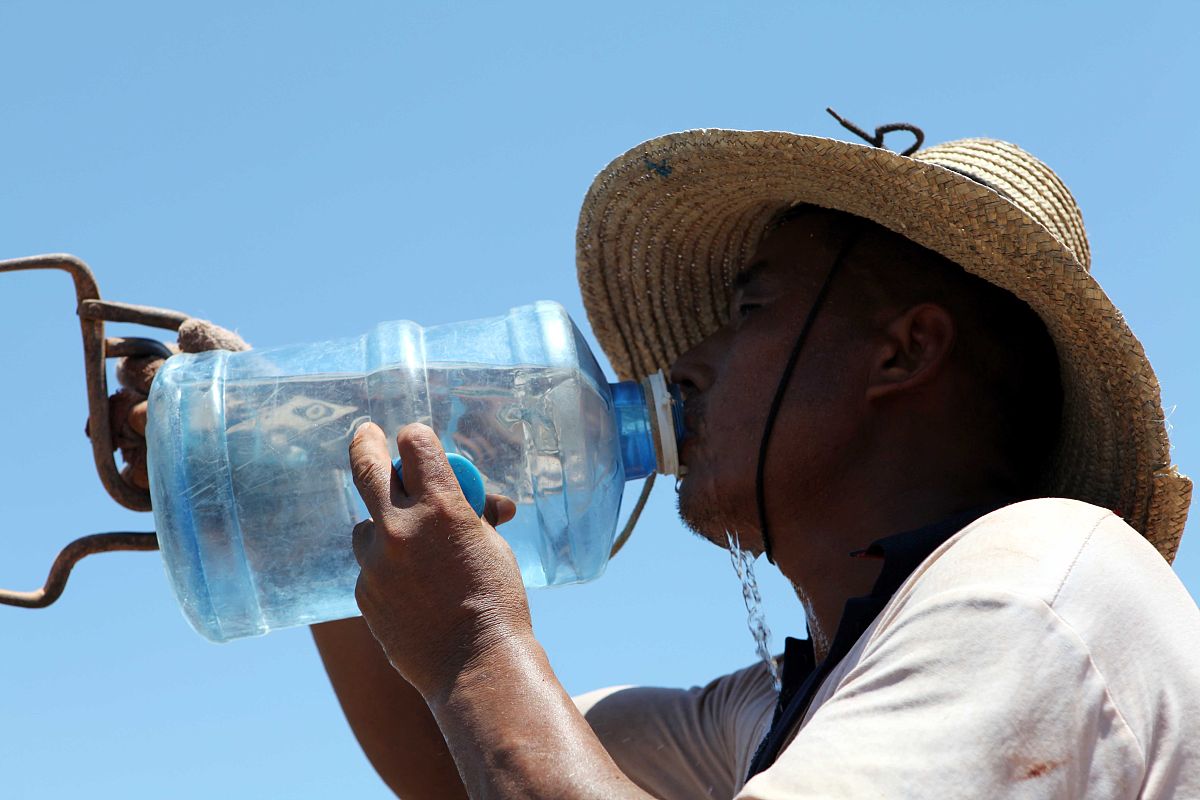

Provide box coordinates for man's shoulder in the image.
[875,497,1200,767]
[887,497,1200,673]
[906,497,1175,609]
[783,500,1200,799]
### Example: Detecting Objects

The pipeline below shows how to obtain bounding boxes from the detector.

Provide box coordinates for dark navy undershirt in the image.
[745,502,1010,782]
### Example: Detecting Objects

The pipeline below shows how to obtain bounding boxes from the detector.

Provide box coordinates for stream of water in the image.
[726,530,781,693]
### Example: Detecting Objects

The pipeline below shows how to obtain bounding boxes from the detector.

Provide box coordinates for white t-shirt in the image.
[575,498,1200,799]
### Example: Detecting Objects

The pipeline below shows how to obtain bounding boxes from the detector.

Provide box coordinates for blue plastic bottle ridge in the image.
[146,301,683,642]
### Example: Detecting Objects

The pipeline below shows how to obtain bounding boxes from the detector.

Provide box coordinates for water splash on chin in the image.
[726,530,781,693]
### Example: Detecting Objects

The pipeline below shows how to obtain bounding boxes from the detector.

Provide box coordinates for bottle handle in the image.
[392,452,488,517]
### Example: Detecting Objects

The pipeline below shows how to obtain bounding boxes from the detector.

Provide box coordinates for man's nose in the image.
[669,339,718,396]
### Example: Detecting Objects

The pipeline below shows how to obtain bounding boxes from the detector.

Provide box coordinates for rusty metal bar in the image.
[0,254,187,513]
[80,298,188,331]
[0,532,158,608]
[0,253,189,608]
[0,254,143,510]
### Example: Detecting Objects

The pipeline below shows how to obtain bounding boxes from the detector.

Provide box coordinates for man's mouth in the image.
[681,397,704,442]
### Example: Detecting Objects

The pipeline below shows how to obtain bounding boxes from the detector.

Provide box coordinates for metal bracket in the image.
[0,253,190,607]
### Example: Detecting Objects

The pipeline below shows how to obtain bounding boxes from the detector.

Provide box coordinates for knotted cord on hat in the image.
[756,218,862,564]
[826,107,924,157]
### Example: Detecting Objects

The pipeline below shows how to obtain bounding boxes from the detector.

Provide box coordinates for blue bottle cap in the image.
[392,452,487,518]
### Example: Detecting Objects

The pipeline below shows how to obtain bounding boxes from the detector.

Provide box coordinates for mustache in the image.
[682,395,706,438]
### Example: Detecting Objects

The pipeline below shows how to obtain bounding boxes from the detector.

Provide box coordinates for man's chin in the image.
[676,491,768,561]
[676,485,756,552]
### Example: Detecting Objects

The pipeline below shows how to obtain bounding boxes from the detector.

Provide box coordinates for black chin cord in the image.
[755,225,861,564]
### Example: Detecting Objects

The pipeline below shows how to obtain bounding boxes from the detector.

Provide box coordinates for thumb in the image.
[484,494,517,527]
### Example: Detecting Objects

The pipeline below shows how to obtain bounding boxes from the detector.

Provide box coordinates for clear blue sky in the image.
[1,1,1196,796]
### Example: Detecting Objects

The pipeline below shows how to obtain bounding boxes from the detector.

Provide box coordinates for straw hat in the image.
[576,118,1191,561]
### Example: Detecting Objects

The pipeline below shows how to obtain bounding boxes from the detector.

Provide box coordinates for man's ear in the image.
[865,303,956,402]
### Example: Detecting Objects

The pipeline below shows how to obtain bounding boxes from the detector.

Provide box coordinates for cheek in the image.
[709,415,763,478]
[677,468,762,548]
[761,351,864,487]
[677,406,765,538]
[692,334,788,478]
[675,324,804,538]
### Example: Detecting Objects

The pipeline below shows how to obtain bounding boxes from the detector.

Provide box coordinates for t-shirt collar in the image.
[855,502,1012,601]
[748,500,1014,781]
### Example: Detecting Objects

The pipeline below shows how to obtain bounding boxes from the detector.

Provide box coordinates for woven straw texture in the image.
[576,130,1191,561]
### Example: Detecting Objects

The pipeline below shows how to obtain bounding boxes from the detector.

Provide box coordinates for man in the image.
[121,118,1200,797]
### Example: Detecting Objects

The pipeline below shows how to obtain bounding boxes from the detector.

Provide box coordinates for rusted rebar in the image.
[0,532,159,608]
[0,253,183,608]
[79,298,188,331]
[0,254,187,512]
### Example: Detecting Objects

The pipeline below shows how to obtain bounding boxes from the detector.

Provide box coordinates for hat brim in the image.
[576,130,1190,560]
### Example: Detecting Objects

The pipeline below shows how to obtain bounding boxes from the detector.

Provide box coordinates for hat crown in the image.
[913,139,1091,270]
[577,127,1190,559]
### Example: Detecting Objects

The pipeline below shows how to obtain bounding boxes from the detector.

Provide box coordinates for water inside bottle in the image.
[726,530,781,693]
[181,362,616,633]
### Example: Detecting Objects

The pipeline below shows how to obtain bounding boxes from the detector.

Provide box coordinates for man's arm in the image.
[311,480,527,799]
[311,617,468,799]
[424,625,652,800]
[349,421,654,800]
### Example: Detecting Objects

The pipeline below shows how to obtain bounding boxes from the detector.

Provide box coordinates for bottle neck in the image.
[610,372,685,481]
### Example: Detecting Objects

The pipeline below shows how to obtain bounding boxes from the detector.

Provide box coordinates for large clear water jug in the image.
[146,301,682,642]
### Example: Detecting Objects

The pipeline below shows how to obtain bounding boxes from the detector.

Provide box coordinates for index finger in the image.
[394,423,461,500]
[350,421,402,521]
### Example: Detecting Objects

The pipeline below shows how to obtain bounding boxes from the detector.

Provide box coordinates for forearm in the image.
[312,617,467,800]
[343,424,646,799]
[425,631,652,800]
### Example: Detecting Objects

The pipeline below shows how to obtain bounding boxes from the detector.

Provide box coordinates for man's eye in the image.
[736,303,763,320]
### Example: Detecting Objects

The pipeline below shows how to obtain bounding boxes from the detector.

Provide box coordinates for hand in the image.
[97,344,173,490]
[108,388,154,490]
[88,318,249,492]
[350,421,527,699]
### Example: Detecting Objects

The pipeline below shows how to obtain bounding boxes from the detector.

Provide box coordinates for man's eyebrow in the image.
[733,259,768,290]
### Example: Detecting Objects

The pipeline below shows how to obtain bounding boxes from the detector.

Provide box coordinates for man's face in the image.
[670,210,870,554]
